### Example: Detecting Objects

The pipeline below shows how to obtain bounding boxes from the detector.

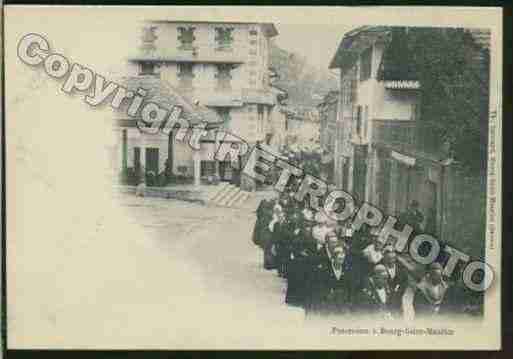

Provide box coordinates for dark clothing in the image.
[356,278,394,318]
[253,199,276,270]
[318,260,352,315]
[383,262,409,314]
[252,200,273,248]
[273,221,294,277]
[285,226,317,307]
[305,253,352,316]
[398,208,424,234]
[413,278,449,317]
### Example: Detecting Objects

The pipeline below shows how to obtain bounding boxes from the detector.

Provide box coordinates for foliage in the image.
[405,28,490,174]
[269,41,338,107]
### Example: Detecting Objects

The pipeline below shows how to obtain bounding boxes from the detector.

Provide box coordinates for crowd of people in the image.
[251,191,474,320]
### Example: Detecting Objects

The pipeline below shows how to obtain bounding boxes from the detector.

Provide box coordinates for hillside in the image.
[269,41,338,107]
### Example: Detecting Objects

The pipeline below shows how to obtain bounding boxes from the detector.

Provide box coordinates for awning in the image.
[391,150,416,166]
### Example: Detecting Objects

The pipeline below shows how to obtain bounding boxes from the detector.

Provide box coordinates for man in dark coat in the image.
[317,245,352,316]
[285,216,317,307]
[253,199,270,248]
[273,208,294,278]
[381,246,409,315]
[356,264,394,319]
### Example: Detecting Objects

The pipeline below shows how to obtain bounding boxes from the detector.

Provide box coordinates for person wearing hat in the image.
[402,262,450,319]
[356,264,394,319]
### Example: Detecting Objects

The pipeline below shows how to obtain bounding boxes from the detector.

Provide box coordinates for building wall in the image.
[268,106,287,151]
[159,63,249,92]
[124,128,170,174]
[331,30,487,256]
[142,22,271,94]
[119,21,278,190]
[228,104,266,143]
[373,84,420,120]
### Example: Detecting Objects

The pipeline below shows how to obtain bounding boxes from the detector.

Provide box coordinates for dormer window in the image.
[215,64,233,91]
[177,26,195,50]
[215,27,234,51]
[140,62,155,75]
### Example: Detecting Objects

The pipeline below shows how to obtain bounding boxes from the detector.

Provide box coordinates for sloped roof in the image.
[329,26,390,70]
[115,75,224,127]
[377,28,419,82]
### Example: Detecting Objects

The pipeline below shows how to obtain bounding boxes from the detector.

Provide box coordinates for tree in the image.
[407,28,490,174]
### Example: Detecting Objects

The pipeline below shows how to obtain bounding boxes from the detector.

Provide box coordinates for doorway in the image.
[146,148,159,175]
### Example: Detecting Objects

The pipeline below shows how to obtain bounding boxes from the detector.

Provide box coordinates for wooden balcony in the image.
[372,119,448,160]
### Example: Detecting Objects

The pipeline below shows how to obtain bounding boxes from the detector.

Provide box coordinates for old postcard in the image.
[4,6,502,350]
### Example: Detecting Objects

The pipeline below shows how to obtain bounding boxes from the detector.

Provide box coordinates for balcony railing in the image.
[372,119,447,160]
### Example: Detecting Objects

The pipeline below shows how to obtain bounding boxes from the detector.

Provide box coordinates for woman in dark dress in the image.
[262,200,280,270]
[252,199,272,248]
[285,217,317,307]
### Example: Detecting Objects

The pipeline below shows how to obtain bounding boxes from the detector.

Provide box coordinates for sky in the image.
[274,24,353,74]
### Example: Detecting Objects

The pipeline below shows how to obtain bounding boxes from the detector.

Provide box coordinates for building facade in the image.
[318,90,339,182]
[115,20,279,190]
[329,26,490,255]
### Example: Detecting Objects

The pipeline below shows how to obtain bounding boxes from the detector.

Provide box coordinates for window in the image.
[412,103,421,121]
[177,26,195,50]
[140,26,157,52]
[215,27,234,51]
[215,64,233,91]
[201,161,216,177]
[349,78,357,103]
[257,105,265,134]
[177,63,194,89]
[133,147,141,170]
[216,107,231,130]
[355,105,362,136]
[360,47,372,81]
[140,62,155,75]
[122,129,128,169]
[363,105,369,138]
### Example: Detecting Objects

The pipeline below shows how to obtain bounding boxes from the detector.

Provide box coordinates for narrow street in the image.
[114,193,307,348]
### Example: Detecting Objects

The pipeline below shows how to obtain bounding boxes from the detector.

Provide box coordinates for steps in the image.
[206,183,252,209]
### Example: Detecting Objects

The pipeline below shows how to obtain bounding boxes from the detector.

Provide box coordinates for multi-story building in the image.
[318,90,339,182]
[329,26,490,255]
[114,20,279,190]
